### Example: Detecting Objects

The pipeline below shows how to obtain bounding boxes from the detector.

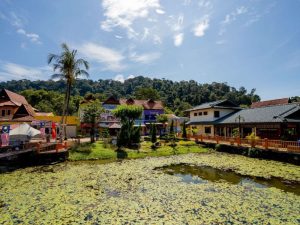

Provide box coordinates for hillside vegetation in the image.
[0,76,260,116]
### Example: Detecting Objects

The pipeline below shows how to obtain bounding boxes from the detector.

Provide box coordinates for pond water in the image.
[155,163,300,195]
[1,153,300,224]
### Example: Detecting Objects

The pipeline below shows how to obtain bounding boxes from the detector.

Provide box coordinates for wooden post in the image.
[237,137,241,146]
[37,143,41,154]
[264,138,268,150]
[200,134,203,142]
[251,139,255,148]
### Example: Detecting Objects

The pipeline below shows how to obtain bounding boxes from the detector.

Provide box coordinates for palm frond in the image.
[75,59,89,70]
[47,53,59,64]
[76,69,89,78]
[61,43,70,53]
[51,73,64,80]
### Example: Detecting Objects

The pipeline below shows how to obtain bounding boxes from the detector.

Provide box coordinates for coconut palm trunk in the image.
[48,43,89,142]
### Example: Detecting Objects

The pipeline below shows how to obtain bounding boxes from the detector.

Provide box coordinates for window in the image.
[7,110,11,116]
[204,111,208,115]
[214,111,220,118]
[1,110,5,117]
[194,112,197,116]
[205,127,211,134]
[199,112,202,116]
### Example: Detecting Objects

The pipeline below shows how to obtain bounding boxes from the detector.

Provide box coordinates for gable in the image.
[103,96,120,105]
[285,109,300,120]
[215,100,239,108]
[0,89,10,102]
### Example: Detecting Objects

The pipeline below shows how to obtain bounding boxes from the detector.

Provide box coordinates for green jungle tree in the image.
[182,121,187,140]
[151,123,157,144]
[82,101,104,143]
[113,105,143,149]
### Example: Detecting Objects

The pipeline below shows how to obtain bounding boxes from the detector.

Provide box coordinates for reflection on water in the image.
[155,163,300,195]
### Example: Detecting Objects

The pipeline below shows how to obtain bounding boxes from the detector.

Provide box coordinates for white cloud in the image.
[17,28,41,44]
[0,62,50,81]
[9,12,24,28]
[115,35,123,39]
[193,17,209,37]
[113,74,135,83]
[236,6,248,15]
[101,0,162,37]
[1,11,41,45]
[153,34,162,44]
[130,51,161,64]
[77,42,125,71]
[141,27,150,40]
[168,14,184,32]
[219,6,248,35]
[198,0,212,9]
[174,33,184,47]
[127,74,135,79]
[113,74,125,83]
[155,9,165,14]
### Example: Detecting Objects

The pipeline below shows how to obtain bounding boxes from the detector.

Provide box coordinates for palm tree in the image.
[48,43,89,140]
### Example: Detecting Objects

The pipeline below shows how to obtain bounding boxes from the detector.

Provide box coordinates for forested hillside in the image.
[0,76,261,116]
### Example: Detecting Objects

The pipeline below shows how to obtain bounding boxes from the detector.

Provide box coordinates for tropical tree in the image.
[182,120,187,140]
[156,114,168,136]
[82,101,104,143]
[150,123,157,144]
[134,87,160,100]
[113,105,143,149]
[48,43,89,140]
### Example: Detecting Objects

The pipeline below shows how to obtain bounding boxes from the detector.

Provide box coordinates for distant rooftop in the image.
[186,99,240,112]
[218,103,300,124]
[251,98,290,108]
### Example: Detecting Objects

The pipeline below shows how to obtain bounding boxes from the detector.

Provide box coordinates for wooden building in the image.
[186,99,300,140]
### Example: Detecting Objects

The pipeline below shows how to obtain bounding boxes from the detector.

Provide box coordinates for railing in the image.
[36,142,68,153]
[190,135,300,153]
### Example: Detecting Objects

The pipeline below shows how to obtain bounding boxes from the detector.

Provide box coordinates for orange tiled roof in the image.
[251,98,289,108]
[2,89,29,106]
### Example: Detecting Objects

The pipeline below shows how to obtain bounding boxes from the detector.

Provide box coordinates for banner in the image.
[51,122,56,139]
[1,133,9,146]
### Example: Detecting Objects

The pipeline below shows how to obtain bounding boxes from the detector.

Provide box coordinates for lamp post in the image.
[235,115,245,138]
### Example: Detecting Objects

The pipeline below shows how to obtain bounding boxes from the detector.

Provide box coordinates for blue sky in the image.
[0,0,299,100]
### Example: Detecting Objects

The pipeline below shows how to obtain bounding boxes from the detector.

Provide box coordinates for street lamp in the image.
[235,115,245,138]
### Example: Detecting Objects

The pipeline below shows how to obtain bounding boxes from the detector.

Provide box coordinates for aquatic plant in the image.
[0,152,299,224]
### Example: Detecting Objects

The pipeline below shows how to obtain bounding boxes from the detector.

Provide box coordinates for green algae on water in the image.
[0,152,299,224]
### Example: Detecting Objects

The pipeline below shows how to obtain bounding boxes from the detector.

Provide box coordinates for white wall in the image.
[192,125,214,136]
[66,125,77,138]
[190,108,235,122]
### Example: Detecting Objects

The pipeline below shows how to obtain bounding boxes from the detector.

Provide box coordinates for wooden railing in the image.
[36,142,68,153]
[190,135,300,153]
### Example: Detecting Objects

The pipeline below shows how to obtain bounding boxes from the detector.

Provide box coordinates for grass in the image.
[68,140,209,161]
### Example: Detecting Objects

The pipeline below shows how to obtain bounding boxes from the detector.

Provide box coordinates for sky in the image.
[0,0,299,100]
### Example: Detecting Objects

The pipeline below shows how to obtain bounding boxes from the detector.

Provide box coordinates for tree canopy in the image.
[0,76,262,116]
[112,105,143,123]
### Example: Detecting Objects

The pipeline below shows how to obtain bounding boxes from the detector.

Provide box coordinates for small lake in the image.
[155,163,300,195]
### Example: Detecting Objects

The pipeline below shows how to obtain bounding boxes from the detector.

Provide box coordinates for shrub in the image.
[246,132,260,140]
[247,148,262,158]
[178,140,195,147]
